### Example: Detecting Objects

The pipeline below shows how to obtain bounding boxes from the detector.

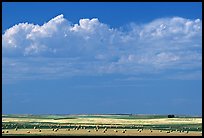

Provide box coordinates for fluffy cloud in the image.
[2,14,202,81]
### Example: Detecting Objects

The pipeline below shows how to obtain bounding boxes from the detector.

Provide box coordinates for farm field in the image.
[2,114,202,136]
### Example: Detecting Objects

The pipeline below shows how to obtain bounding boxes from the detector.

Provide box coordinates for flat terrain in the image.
[2,114,202,136]
[2,128,202,136]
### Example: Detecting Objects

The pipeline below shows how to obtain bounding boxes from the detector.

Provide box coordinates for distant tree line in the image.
[168,115,175,118]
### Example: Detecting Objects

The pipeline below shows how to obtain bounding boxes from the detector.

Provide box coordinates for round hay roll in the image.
[87,130,90,132]
[39,129,41,132]
[27,131,30,133]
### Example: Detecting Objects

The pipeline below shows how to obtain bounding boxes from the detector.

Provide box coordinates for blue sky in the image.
[2,2,202,115]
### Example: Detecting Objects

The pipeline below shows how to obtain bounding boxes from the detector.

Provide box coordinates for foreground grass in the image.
[2,128,202,136]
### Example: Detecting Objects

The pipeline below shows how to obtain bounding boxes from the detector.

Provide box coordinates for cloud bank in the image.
[2,14,202,82]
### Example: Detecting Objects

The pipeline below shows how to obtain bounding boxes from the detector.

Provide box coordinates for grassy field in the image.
[2,114,202,136]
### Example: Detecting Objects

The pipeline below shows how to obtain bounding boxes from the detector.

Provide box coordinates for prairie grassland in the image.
[2,114,202,136]
[2,117,202,125]
[2,128,202,136]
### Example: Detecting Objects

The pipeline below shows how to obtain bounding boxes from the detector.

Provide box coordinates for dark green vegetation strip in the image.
[2,114,77,119]
[2,122,202,132]
[3,114,201,120]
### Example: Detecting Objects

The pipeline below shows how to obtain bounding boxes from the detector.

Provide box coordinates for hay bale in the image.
[122,130,125,133]
[2,131,4,133]
[27,131,30,133]
[114,130,118,132]
[6,131,9,133]
[39,129,41,132]
[87,130,90,132]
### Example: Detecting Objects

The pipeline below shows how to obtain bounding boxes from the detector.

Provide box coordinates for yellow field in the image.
[2,117,202,125]
[2,128,202,136]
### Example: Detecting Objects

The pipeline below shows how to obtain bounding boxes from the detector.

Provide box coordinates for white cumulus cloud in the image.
[2,14,202,82]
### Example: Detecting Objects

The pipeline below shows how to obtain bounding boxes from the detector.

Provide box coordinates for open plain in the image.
[2,114,202,136]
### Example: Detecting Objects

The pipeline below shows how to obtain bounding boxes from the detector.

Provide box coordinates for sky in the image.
[2,2,202,116]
